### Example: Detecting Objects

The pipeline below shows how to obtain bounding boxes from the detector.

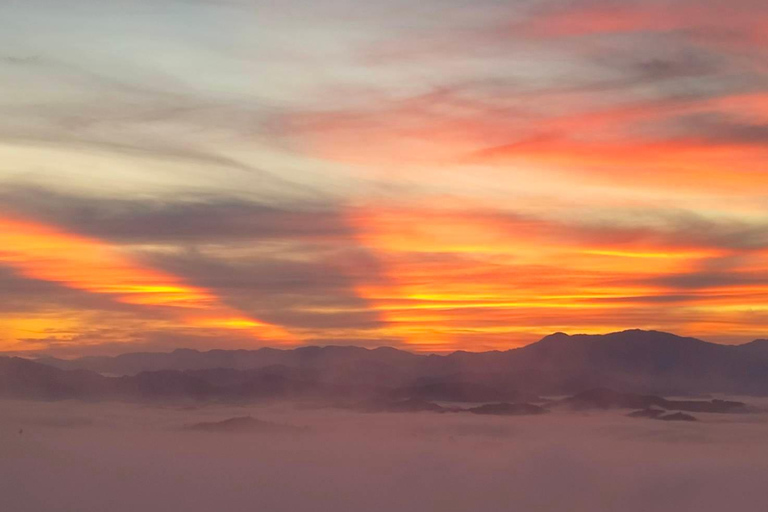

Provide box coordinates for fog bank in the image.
[2,400,767,512]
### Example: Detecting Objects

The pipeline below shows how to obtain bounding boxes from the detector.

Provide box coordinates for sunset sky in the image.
[1,0,767,355]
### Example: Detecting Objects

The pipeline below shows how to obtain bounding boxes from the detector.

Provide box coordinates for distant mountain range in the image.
[2,329,768,403]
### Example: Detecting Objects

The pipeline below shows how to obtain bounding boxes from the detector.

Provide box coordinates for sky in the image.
[1,0,767,355]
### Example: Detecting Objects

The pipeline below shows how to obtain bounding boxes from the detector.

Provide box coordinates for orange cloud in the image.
[0,215,294,346]
[349,205,768,350]
[518,1,768,47]
[286,86,768,201]
[471,137,768,194]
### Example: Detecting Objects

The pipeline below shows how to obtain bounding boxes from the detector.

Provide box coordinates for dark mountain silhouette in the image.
[37,345,419,379]
[32,329,768,396]
[5,329,768,402]
[442,329,768,396]
[0,356,114,400]
[0,357,402,403]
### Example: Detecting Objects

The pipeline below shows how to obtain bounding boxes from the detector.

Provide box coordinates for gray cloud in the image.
[0,184,351,243]
[654,272,768,290]
[147,249,385,330]
[0,183,389,333]
[668,112,768,145]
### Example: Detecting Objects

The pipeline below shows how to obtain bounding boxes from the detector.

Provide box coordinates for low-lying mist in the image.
[2,399,768,512]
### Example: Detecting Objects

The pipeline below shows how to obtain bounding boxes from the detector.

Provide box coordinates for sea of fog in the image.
[2,399,768,512]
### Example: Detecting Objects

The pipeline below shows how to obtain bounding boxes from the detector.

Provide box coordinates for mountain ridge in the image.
[4,329,768,400]
[31,329,763,374]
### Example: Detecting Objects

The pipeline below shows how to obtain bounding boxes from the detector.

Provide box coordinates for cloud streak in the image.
[0,214,295,346]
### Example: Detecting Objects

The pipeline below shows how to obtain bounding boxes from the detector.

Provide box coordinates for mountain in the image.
[430,329,768,396]
[37,345,419,377]
[6,329,768,400]
[735,339,768,361]
[0,356,114,400]
[527,330,768,395]
[0,356,412,403]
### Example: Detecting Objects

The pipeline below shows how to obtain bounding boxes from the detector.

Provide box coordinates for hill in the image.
[6,329,768,400]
